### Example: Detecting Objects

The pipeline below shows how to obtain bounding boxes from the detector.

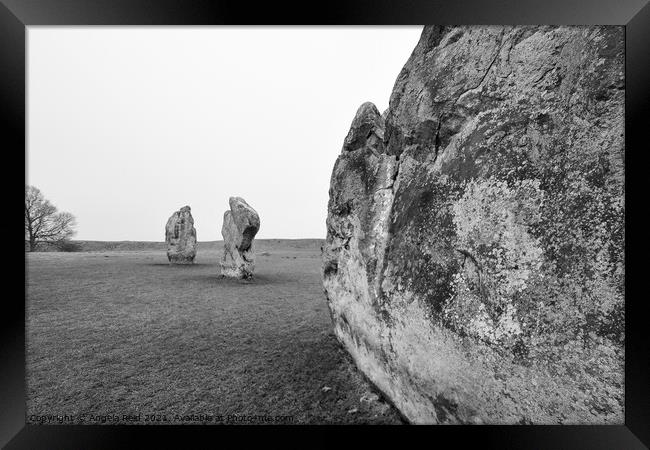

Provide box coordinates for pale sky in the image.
[27,26,423,241]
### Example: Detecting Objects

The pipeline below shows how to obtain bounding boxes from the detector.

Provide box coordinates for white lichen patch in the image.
[447,176,545,343]
[469,303,523,342]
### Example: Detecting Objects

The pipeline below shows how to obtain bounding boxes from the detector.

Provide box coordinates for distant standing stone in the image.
[165,205,197,264]
[220,197,260,279]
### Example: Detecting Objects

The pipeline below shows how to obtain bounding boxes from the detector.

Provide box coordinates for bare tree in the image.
[25,186,77,252]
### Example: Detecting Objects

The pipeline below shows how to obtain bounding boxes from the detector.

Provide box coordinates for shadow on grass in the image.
[181,273,298,286]
[144,263,212,267]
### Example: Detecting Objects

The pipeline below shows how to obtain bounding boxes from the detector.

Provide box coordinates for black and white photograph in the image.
[3,0,647,444]
[23,24,626,426]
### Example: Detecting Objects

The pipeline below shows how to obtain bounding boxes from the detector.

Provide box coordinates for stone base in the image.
[168,256,195,265]
[220,263,254,279]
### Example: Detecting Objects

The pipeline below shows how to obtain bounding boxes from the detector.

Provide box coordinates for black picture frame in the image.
[2,0,648,448]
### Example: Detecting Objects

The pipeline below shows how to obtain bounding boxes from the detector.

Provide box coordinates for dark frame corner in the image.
[2,0,648,448]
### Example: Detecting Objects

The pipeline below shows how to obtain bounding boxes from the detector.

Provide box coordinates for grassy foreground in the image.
[26,240,403,425]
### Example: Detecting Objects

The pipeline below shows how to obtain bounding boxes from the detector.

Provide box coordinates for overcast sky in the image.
[28,27,423,241]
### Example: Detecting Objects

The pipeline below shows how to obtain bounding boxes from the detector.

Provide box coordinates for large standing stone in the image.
[323,26,624,424]
[165,205,197,264]
[220,197,260,279]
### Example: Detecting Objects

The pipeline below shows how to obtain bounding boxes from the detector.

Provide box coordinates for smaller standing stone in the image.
[220,197,260,279]
[165,205,197,264]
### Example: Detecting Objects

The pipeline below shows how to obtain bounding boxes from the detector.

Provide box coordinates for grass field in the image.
[26,240,403,425]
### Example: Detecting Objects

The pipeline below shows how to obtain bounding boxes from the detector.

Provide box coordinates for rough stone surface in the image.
[221,197,260,279]
[165,206,197,264]
[323,26,624,424]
